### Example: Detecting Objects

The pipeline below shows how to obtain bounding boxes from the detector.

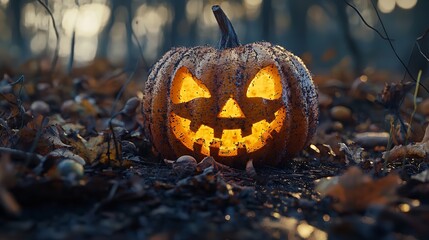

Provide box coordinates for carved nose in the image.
[217,97,245,118]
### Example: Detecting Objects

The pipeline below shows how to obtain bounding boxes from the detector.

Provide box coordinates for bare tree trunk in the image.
[165,0,186,51]
[289,0,311,54]
[333,1,363,75]
[8,0,27,58]
[261,0,273,42]
[125,0,134,68]
[97,0,118,59]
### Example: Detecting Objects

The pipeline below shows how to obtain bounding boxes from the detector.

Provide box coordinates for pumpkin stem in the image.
[212,5,240,49]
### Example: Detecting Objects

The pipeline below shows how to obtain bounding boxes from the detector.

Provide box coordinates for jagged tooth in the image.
[190,121,200,132]
[260,132,271,145]
[209,139,221,156]
[193,138,204,154]
[236,142,247,155]
[241,125,252,136]
[210,139,221,148]
[270,128,279,138]
[213,128,222,138]
[265,113,276,123]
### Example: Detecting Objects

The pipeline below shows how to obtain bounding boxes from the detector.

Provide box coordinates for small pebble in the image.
[57,159,84,180]
[354,132,389,148]
[30,100,50,116]
[330,106,352,122]
[331,121,344,132]
[418,98,429,116]
[60,100,78,117]
[173,155,197,178]
[318,92,333,108]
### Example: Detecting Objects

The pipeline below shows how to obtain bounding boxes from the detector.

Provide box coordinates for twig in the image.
[88,180,120,215]
[131,22,149,73]
[67,30,76,74]
[37,0,59,75]
[9,75,25,128]
[343,0,392,41]
[110,62,138,116]
[407,70,422,142]
[416,28,429,62]
[107,62,139,161]
[108,112,122,162]
[107,13,149,163]
[110,11,147,113]
[28,117,49,155]
[67,2,79,74]
[0,147,43,166]
[369,0,429,93]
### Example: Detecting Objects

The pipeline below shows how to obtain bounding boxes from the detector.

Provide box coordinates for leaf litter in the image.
[0,60,428,239]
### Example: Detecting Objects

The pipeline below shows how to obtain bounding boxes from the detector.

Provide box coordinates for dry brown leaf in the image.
[245,159,257,178]
[87,134,119,165]
[67,133,121,166]
[316,167,402,213]
[383,124,429,162]
[48,148,86,165]
[411,169,429,182]
[0,187,21,216]
[0,154,20,216]
[195,156,232,173]
[44,125,71,148]
[86,71,125,96]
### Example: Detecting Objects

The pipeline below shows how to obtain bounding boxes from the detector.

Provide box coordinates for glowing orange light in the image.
[218,98,245,118]
[170,67,211,104]
[247,65,282,100]
[170,107,285,156]
[169,65,285,157]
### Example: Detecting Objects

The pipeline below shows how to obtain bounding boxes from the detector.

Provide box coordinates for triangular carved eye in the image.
[246,65,282,100]
[171,67,211,104]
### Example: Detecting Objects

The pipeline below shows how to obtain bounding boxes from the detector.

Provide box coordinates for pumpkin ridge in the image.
[144,48,183,143]
[273,45,318,151]
[264,43,308,157]
[245,42,292,161]
[151,48,190,158]
[150,48,182,82]
[285,50,318,147]
[166,47,215,157]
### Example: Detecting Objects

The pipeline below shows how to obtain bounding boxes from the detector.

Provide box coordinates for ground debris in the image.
[315,166,402,213]
[383,124,429,162]
[1,56,428,239]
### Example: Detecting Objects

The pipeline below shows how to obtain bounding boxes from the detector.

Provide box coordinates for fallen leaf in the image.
[195,156,232,173]
[316,166,402,212]
[339,143,364,164]
[48,148,86,165]
[245,159,257,179]
[411,170,429,182]
[0,154,20,216]
[261,216,327,240]
[383,124,429,162]
[67,133,121,166]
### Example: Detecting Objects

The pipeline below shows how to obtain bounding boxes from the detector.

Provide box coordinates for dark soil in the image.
[1,62,429,240]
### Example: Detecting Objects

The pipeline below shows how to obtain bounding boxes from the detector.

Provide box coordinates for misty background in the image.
[0,0,428,79]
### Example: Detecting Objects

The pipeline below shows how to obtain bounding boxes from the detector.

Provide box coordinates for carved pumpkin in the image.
[143,5,318,167]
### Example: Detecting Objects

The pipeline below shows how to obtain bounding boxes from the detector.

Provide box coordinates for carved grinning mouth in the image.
[169,107,286,157]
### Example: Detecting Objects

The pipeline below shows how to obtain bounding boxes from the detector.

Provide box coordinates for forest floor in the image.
[0,59,429,240]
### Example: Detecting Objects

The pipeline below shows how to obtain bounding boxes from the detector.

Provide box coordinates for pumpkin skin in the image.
[143,6,318,167]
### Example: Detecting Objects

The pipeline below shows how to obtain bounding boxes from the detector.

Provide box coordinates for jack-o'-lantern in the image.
[143,5,318,167]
